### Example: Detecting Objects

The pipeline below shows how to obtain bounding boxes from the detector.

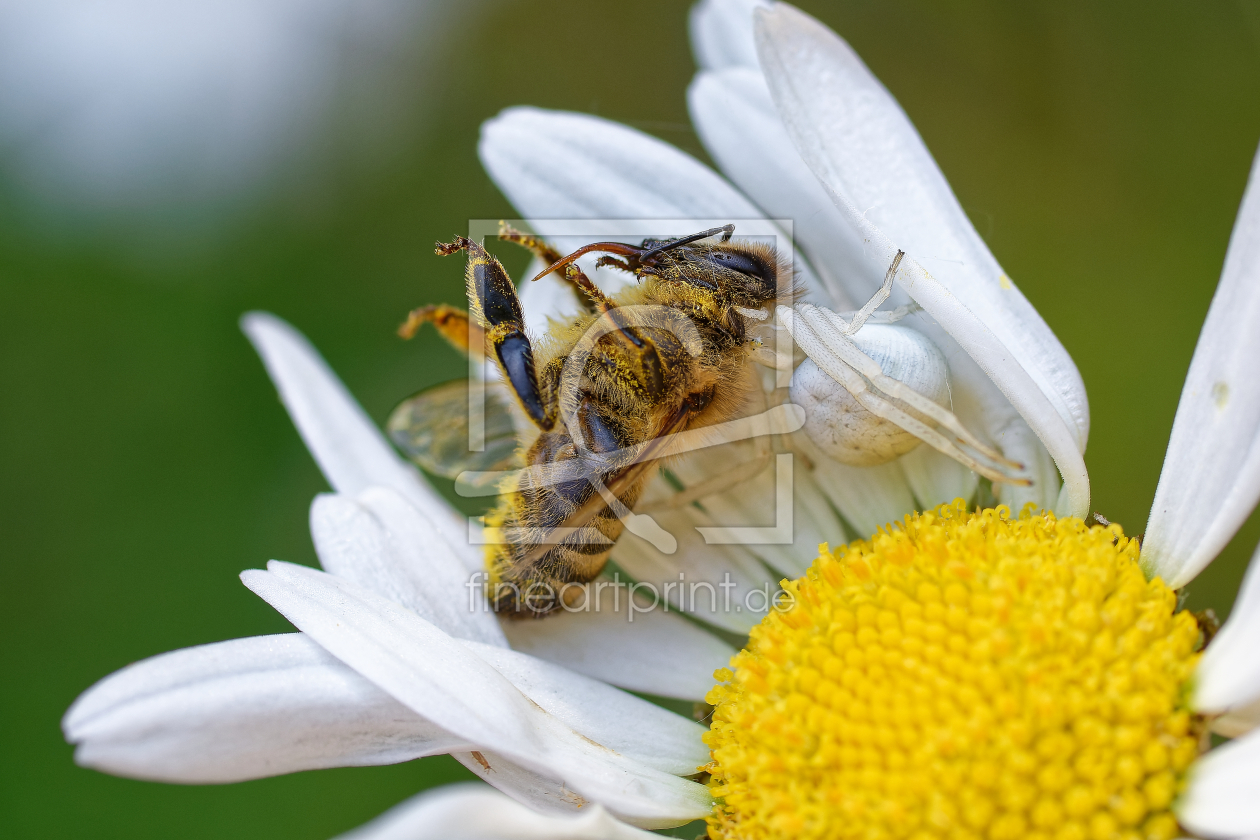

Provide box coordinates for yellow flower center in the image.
[703,502,1206,840]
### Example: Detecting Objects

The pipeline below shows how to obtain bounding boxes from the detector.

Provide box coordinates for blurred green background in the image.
[3,0,1260,836]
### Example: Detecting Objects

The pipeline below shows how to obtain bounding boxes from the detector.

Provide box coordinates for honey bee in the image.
[389,223,796,617]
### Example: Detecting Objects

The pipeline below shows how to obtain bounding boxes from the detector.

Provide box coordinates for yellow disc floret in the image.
[704,501,1206,840]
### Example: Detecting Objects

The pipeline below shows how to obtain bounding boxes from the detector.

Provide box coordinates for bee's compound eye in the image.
[708,249,771,280]
[789,324,949,466]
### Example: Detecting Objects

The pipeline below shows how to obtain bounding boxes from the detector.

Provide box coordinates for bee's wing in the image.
[386,379,521,487]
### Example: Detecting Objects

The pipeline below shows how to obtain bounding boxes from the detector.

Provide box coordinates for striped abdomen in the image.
[485,421,645,618]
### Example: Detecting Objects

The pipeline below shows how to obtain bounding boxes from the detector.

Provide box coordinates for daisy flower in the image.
[332,64,1260,840]
[330,3,1260,838]
[63,0,1125,836]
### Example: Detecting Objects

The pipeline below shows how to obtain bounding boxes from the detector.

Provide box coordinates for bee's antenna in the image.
[529,241,644,283]
[528,224,736,284]
[638,224,735,260]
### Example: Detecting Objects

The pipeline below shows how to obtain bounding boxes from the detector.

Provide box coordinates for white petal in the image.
[500,581,734,701]
[1213,696,1260,739]
[654,441,840,580]
[241,562,711,828]
[689,0,769,71]
[806,453,916,538]
[701,465,841,580]
[310,488,507,648]
[710,483,836,581]
[433,639,711,827]
[463,641,708,777]
[478,107,823,294]
[990,413,1062,515]
[610,505,775,634]
[921,356,1062,514]
[688,67,858,309]
[1143,146,1260,587]
[1195,542,1260,713]
[897,444,979,512]
[334,783,658,840]
[63,634,467,783]
[783,465,851,572]
[480,106,758,226]
[1179,728,1260,837]
[241,312,474,566]
[453,751,609,817]
[754,4,1090,518]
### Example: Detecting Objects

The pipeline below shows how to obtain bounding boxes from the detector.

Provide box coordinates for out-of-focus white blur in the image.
[0,0,444,213]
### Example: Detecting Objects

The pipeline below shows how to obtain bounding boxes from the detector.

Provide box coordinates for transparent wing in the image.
[387,380,521,487]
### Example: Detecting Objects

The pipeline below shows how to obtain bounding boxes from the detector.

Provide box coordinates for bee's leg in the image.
[593,255,634,274]
[497,223,600,313]
[497,222,565,266]
[548,247,689,386]
[397,303,484,356]
[515,237,648,356]
[437,236,554,430]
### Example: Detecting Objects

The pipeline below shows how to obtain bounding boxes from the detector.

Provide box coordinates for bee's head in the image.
[667,241,782,306]
[530,224,794,307]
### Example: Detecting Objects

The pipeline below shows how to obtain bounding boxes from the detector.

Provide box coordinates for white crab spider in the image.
[775,252,1029,487]
[789,323,948,467]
